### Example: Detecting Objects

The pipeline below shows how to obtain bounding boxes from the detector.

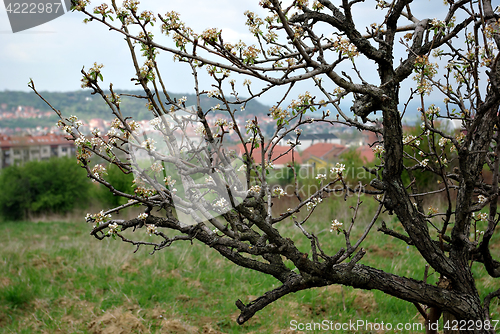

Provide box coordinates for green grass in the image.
[0,216,498,333]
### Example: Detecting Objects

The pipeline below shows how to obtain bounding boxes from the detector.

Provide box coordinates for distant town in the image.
[0,103,379,169]
[0,91,412,169]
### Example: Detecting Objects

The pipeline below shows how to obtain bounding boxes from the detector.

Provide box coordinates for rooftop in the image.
[0,134,73,148]
[301,143,347,161]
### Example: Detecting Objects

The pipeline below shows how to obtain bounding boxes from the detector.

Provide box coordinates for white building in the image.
[0,134,75,168]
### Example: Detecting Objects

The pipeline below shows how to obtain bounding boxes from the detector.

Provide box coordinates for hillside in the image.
[0,90,270,124]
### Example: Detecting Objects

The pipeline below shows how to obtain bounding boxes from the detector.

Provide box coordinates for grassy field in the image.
[0,209,499,333]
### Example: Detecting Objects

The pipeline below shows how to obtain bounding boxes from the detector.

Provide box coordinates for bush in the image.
[92,163,135,207]
[0,157,91,220]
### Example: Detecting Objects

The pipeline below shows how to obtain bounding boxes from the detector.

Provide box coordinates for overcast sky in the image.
[0,2,258,92]
[0,1,451,108]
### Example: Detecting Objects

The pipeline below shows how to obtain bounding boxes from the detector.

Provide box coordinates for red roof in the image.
[301,143,347,161]
[356,145,376,163]
[230,143,302,166]
[0,134,72,149]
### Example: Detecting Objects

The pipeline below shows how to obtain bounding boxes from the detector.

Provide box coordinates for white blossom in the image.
[403,134,416,145]
[306,197,322,211]
[330,219,343,233]
[91,164,107,181]
[128,120,140,132]
[265,161,275,170]
[164,176,176,186]
[439,137,450,147]
[146,224,157,236]
[74,135,87,147]
[214,198,228,209]
[141,138,156,151]
[195,124,206,136]
[330,163,345,177]
[107,223,120,235]
[478,195,487,204]
[88,210,112,227]
[215,118,229,127]
[273,186,285,198]
[372,145,385,154]
[150,162,164,173]
[62,126,72,134]
[249,185,261,193]
[149,117,170,130]
[207,89,220,98]
[107,127,119,137]
[91,128,101,136]
[477,212,488,222]
[245,119,257,131]
[150,117,164,128]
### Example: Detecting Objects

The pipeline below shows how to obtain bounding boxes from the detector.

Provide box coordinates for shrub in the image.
[0,157,90,220]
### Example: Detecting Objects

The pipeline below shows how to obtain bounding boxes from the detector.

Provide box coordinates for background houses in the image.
[283,132,341,149]
[0,134,75,168]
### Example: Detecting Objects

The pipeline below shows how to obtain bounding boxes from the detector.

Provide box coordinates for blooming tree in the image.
[30,0,500,332]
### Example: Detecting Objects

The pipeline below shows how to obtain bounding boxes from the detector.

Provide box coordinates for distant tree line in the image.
[0,90,269,121]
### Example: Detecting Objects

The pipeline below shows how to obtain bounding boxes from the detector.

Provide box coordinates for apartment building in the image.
[0,134,75,168]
